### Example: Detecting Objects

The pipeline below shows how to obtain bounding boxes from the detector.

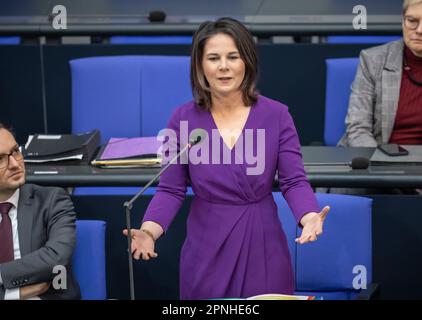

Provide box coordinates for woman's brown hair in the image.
[190,17,259,110]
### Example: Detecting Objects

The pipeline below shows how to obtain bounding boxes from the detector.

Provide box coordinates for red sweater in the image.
[389,46,422,145]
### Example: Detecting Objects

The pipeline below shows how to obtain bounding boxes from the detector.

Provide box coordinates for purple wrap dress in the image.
[143,95,319,299]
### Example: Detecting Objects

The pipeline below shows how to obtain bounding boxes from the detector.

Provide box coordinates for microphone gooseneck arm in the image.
[123,135,201,300]
[124,142,191,210]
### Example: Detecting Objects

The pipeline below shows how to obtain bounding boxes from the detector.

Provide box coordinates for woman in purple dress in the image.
[123,17,330,299]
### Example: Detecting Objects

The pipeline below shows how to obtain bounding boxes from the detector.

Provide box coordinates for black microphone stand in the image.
[123,137,198,300]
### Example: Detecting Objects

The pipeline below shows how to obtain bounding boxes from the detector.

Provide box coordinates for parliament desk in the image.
[25,147,422,300]
[0,0,402,36]
[26,147,422,188]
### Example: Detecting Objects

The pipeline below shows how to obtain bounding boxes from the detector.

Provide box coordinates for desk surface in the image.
[0,0,402,36]
[25,147,422,188]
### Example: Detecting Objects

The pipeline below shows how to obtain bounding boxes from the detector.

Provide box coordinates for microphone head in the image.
[189,128,207,146]
[351,157,370,169]
[148,10,166,22]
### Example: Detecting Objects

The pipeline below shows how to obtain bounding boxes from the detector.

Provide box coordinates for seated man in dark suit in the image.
[0,123,80,299]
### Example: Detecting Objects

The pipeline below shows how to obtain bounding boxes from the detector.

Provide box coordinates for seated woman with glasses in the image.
[338,0,422,148]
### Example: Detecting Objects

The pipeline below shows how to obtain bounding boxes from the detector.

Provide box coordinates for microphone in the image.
[350,157,370,169]
[305,156,370,169]
[188,128,207,147]
[47,10,166,23]
[147,10,166,22]
[123,129,205,300]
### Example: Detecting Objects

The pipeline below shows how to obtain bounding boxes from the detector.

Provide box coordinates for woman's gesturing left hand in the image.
[295,206,330,244]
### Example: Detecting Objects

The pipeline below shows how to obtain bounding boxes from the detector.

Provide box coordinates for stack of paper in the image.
[212,293,320,300]
[91,137,162,168]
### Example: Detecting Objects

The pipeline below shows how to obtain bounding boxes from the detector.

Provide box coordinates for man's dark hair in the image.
[0,122,15,137]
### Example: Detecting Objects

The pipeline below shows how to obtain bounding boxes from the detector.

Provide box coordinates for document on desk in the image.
[91,137,162,168]
[370,145,422,164]
[99,137,161,160]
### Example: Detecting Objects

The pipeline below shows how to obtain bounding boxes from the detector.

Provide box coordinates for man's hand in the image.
[20,282,50,300]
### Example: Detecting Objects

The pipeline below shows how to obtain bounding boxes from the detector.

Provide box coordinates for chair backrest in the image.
[70,55,192,144]
[70,56,143,143]
[326,35,402,44]
[140,56,192,136]
[72,220,107,300]
[274,192,297,271]
[0,36,20,45]
[70,55,191,196]
[110,36,192,45]
[276,193,373,300]
[324,58,359,146]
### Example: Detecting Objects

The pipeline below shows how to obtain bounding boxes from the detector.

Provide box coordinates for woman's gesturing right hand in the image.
[122,221,163,261]
[122,228,158,260]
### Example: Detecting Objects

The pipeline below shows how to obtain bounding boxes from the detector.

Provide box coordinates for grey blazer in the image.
[0,184,80,300]
[338,40,404,147]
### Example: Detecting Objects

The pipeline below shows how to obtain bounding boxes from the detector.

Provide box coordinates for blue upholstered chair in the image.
[276,193,375,300]
[0,36,20,45]
[70,55,191,143]
[138,57,192,136]
[70,55,192,195]
[110,36,192,45]
[324,58,359,146]
[326,36,402,44]
[72,220,107,300]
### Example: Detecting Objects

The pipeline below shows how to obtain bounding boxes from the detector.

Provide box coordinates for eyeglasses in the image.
[0,146,24,170]
[404,15,421,30]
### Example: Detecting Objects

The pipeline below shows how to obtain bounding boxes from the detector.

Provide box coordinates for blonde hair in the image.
[404,0,422,14]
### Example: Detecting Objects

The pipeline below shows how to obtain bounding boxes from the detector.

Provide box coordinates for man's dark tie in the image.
[0,202,14,263]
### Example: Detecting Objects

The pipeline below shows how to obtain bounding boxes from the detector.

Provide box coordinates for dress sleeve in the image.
[142,107,189,232]
[277,107,320,226]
